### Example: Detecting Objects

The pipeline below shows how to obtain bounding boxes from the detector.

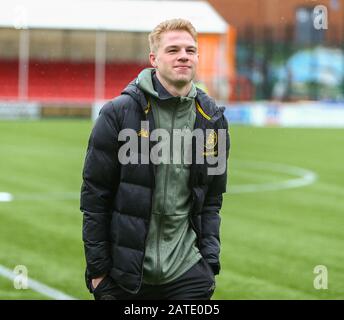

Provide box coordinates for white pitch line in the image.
[0,264,77,300]
[1,161,318,201]
[227,160,318,194]
[0,192,13,202]
[14,192,79,201]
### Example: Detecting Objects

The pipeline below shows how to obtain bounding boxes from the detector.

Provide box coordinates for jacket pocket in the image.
[91,275,109,294]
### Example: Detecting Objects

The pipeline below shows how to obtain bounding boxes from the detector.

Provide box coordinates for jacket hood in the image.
[121,68,225,124]
[136,68,197,100]
[136,68,159,98]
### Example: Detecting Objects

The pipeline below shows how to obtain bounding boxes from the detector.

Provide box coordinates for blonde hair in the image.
[148,18,198,53]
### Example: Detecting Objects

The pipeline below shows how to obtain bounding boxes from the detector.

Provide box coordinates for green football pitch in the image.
[0,119,343,299]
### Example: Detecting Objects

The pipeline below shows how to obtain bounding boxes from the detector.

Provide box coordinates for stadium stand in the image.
[0,60,18,99]
[0,1,235,104]
[0,59,148,102]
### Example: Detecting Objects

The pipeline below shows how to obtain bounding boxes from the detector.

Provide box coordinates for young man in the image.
[80,19,230,300]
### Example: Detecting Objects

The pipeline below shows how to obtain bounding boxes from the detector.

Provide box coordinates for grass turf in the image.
[0,120,343,299]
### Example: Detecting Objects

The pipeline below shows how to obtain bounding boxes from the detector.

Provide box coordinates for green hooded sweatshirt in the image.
[137,68,202,285]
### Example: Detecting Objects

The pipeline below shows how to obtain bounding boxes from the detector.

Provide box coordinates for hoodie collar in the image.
[137,68,197,101]
[122,69,223,122]
[152,71,173,100]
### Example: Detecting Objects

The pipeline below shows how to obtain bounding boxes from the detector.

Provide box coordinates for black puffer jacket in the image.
[80,81,230,294]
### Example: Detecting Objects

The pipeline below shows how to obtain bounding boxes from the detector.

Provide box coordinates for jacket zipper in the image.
[137,103,156,293]
[163,105,176,214]
[189,104,203,249]
[156,104,177,282]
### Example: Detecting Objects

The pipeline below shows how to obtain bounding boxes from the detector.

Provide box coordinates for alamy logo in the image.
[118,121,227,175]
[13,265,28,290]
[313,265,328,290]
[313,5,328,30]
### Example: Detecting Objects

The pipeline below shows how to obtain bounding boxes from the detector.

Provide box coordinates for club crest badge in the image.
[205,130,217,150]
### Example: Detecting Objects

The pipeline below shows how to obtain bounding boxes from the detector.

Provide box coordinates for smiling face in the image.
[149,30,199,91]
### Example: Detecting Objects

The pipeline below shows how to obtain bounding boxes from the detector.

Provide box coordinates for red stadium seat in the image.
[0,59,149,102]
